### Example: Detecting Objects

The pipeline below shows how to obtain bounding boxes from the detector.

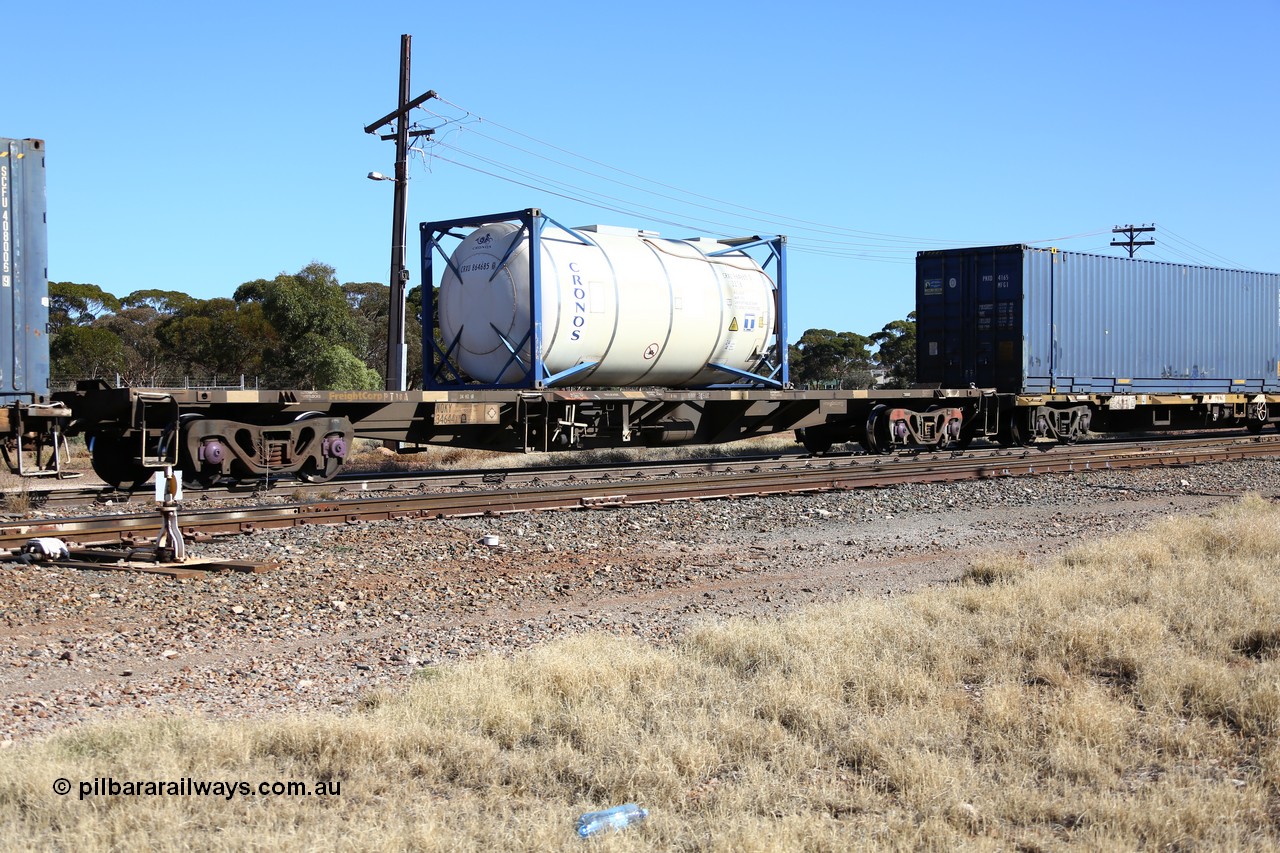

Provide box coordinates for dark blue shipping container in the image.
[0,137,50,401]
[916,245,1280,395]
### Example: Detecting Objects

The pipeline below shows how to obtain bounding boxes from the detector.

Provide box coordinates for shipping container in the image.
[915,245,1280,395]
[0,137,50,401]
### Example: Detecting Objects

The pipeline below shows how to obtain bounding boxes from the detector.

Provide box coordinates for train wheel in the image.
[1064,413,1090,445]
[1008,411,1034,447]
[89,432,152,491]
[1246,401,1268,434]
[864,405,892,455]
[849,417,871,453]
[176,415,222,489]
[927,405,965,451]
[803,438,833,455]
[797,427,833,455]
[297,455,342,483]
[294,412,346,482]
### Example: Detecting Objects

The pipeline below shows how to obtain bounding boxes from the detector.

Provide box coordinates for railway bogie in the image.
[176,413,353,486]
[1005,393,1279,442]
[797,389,1280,456]
[1003,404,1093,445]
[869,404,966,452]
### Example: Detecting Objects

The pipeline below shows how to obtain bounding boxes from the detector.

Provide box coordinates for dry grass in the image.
[1,479,31,515]
[3,497,1280,851]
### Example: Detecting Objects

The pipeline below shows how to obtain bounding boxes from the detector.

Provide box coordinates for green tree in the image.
[343,281,391,382]
[872,312,917,389]
[48,282,122,335]
[235,262,377,389]
[343,281,426,389]
[121,289,196,316]
[157,297,278,380]
[50,326,124,381]
[311,344,382,391]
[788,328,876,389]
[97,306,169,385]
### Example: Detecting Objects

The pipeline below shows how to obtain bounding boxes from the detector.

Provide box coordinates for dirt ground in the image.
[0,458,1268,742]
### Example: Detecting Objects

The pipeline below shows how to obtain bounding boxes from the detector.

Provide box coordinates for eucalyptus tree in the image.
[234,262,380,390]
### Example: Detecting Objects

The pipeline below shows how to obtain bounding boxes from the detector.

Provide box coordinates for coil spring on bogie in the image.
[260,432,292,468]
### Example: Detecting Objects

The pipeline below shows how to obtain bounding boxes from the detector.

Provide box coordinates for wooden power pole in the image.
[364,34,435,391]
[1111,224,1156,258]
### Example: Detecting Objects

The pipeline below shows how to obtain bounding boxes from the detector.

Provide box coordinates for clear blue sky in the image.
[7,0,1277,340]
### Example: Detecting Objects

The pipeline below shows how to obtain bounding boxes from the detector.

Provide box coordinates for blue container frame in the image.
[419,208,790,391]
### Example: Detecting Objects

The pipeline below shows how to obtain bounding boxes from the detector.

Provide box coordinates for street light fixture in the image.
[367,171,393,182]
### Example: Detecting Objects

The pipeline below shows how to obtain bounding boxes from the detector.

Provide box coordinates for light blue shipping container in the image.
[0,137,50,401]
[917,245,1280,394]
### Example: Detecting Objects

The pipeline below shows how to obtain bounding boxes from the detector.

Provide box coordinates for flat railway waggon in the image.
[54,208,990,487]
[2,138,1277,488]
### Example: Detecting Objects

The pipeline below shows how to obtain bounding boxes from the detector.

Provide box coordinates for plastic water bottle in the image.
[575,803,648,838]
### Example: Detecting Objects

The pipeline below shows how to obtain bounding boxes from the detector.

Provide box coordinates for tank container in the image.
[438,221,777,387]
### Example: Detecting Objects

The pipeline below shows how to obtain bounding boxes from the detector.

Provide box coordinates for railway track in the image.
[11,430,1277,510]
[2,433,1277,552]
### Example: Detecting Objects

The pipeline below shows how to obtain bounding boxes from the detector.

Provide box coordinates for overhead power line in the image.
[411,95,1244,271]
[418,97,990,257]
[1157,226,1246,269]
[424,105,958,247]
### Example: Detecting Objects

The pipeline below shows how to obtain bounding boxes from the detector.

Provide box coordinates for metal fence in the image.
[50,374,263,392]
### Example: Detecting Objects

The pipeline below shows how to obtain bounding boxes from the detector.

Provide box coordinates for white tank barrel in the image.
[438,222,777,387]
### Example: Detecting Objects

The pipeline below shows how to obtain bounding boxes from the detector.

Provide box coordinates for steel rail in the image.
[2,436,1277,551]
[15,432,1280,510]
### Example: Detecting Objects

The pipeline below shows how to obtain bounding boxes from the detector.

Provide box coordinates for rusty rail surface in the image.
[2,436,1278,550]
[13,430,1279,509]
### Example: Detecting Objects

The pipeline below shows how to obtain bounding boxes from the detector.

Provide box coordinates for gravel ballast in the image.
[1,458,1275,742]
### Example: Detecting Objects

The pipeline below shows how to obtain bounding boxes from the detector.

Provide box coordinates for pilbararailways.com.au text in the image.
[53,777,342,801]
